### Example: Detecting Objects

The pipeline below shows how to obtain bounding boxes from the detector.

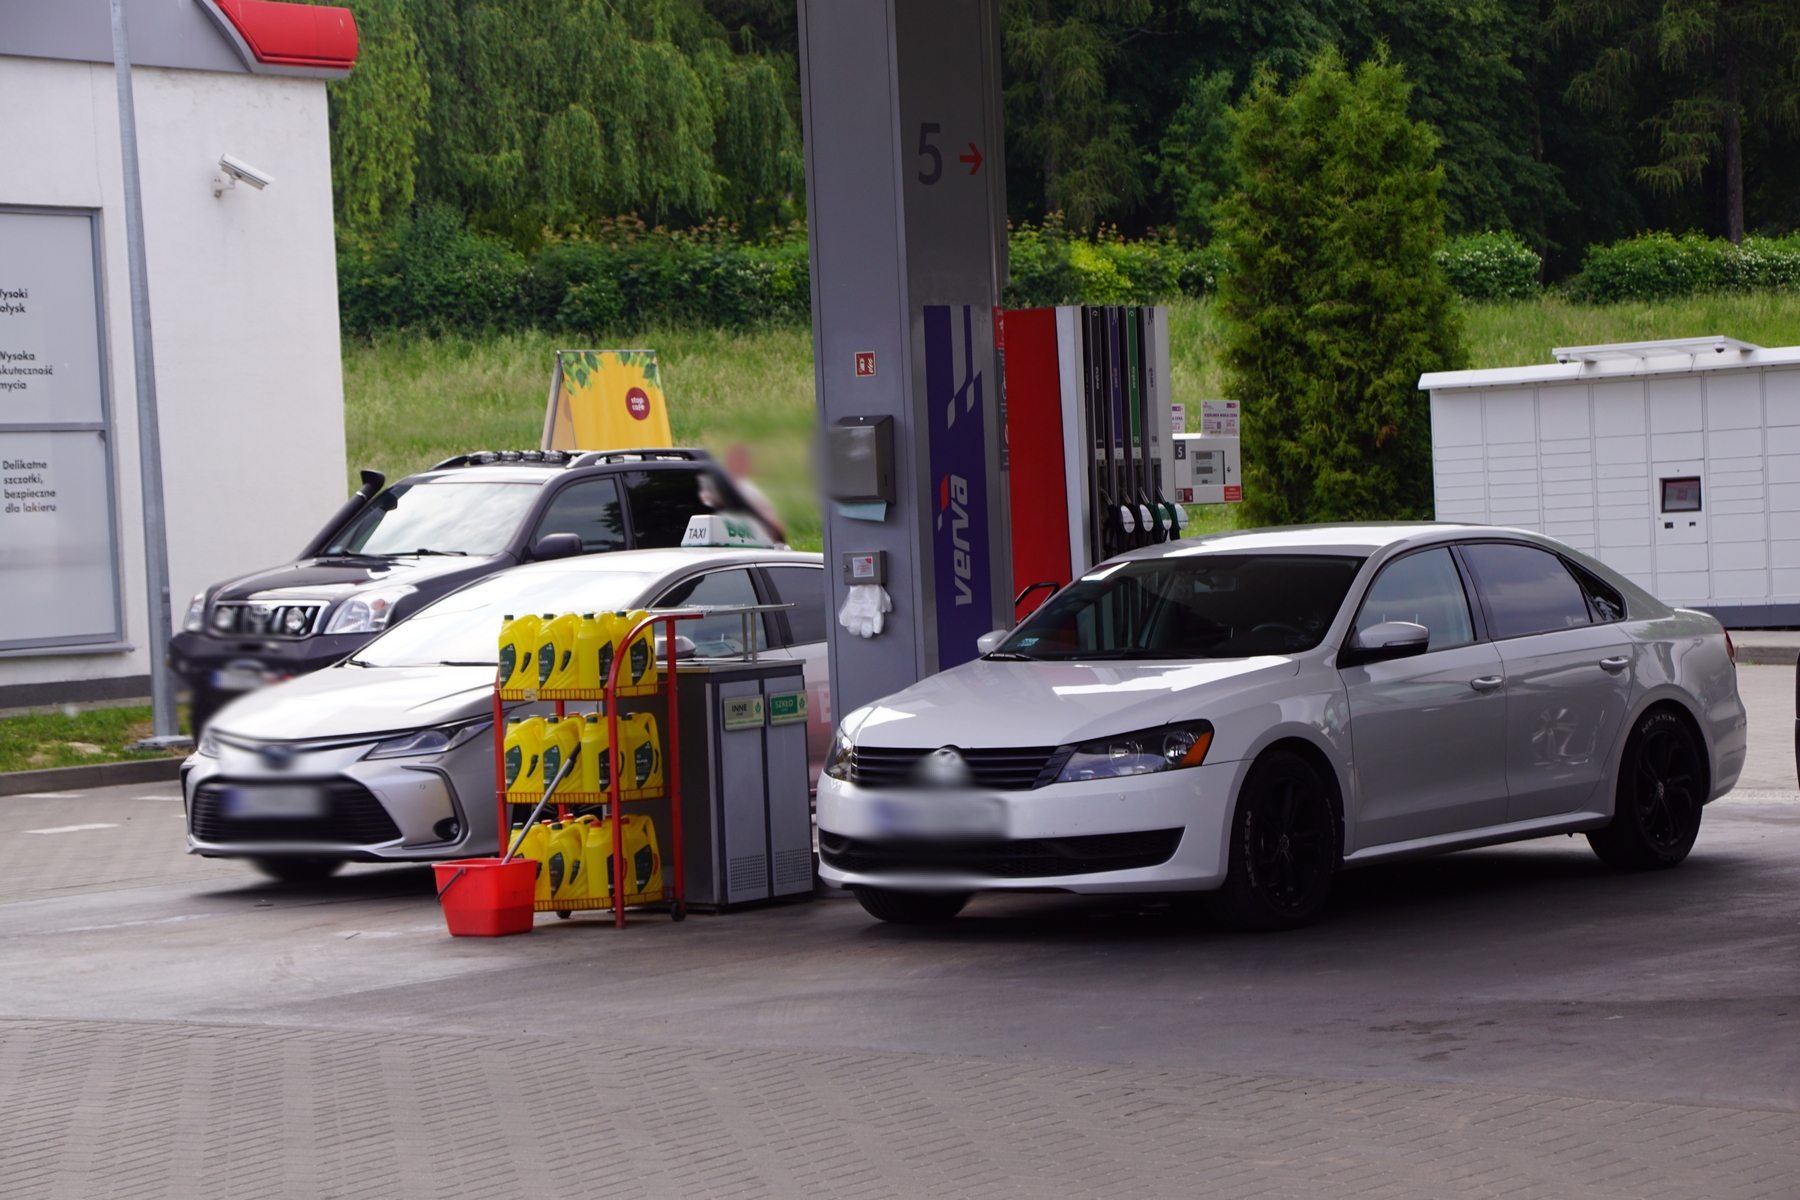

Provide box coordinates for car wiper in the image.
[981,651,1036,661]
[315,551,390,561]
[1066,649,1196,660]
[439,660,498,667]
[402,548,469,557]
[344,657,377,667]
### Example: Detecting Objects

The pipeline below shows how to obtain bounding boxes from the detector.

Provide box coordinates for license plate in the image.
[221,785,326,819]
[212,667,268,692]
[869,794,1005,838]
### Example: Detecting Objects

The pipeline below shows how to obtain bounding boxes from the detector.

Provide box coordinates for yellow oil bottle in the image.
[547,820,586,900]
[539,716,581,790]
[579,714,610,795]
[502,716,546,797]
[616,610,657,688]
[497,614,541,691]
[542,613,581,690]
[506,820,553,903]
[575,613,614,692]
[618,711,663,791]
[581,813,664,901]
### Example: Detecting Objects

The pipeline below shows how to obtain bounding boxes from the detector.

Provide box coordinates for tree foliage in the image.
[1219,50,1465,525]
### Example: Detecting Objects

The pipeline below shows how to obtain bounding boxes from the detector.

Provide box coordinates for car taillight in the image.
[1724,629,1736,666]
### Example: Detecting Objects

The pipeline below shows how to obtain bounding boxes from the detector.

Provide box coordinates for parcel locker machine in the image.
[1002,305,1185,614]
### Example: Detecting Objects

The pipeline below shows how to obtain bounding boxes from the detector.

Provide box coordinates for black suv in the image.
[172,448,776,731]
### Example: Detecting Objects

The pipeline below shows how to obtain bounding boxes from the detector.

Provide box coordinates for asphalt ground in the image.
[1,667,1796,1199]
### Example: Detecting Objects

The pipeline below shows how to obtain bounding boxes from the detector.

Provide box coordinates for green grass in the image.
[0,705,189,774]
[341,292,1800,548]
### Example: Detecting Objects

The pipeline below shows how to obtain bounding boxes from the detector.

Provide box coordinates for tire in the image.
[251,856,344,883]
[1208,749,1339,931]
[1588,708,1705,871]
[852,886,970,924]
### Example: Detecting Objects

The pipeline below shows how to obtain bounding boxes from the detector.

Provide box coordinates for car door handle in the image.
[1599,656,1630,673]
[1470,675,1504,692]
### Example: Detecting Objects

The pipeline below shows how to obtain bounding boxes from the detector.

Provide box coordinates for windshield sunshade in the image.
[326,482,541,557]
[999,554,1365,661]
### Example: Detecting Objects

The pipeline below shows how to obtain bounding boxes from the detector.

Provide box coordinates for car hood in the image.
[845,656,1301,749]
[211,663,496,740]
[210,554,508,603]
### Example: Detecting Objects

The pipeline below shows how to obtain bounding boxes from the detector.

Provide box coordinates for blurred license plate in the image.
[212,667,269,692]
[869,794,1004,838]
[222,786,325,819]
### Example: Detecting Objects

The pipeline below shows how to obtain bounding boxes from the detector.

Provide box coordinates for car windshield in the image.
[997,554,1366,660]
[352,567,664,666]
[324,481,541,557]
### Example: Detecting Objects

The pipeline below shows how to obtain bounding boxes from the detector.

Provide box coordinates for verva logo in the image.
[625,387,651,420]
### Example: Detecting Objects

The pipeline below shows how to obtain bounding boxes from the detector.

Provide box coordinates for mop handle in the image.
[500,745,580,864]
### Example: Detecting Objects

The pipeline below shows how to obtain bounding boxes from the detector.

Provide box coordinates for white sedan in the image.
[817,524,1745,928]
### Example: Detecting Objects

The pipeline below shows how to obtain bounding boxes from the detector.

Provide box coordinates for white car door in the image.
[1342,546,1510,847]
[1458,542,1636,822]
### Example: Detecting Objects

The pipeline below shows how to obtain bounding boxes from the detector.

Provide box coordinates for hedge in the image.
[1566,232,1800,303]
[338,207,1226,336]
[1436,230,1539,301]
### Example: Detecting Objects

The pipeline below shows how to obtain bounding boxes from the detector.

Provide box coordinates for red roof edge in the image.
[200,0,358,79]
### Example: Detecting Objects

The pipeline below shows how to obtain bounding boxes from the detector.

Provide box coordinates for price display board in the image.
[0,208,122,652]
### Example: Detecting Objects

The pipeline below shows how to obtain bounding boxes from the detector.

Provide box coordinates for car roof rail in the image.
[566,447,714,469]
[428,450,577,470]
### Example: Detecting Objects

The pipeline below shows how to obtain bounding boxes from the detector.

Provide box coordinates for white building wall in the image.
[0,53,344,694]
[1431,363,1800,621]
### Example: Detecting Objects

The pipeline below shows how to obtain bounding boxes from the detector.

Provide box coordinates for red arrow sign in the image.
[959,143,983,174]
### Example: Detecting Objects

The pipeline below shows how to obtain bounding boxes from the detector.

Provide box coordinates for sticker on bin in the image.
[722,695,765,730]
[681,513,774,549]
[767,691,807,725]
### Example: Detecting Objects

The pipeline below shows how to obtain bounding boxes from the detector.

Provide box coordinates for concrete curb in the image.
[0,756,183,797]
[1736,645,1799,665]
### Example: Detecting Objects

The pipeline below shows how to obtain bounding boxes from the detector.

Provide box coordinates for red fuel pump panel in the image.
[1001,308,1073,613]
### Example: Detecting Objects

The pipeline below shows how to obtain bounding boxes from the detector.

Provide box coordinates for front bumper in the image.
[183,739,498,862]
[815,761,1238,894]
[170,631,374,696]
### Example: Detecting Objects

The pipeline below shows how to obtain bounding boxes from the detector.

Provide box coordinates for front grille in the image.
[850,746,1063,791]
[819,828,1183,878]
[208,601,325,639]
[191,779,403,846]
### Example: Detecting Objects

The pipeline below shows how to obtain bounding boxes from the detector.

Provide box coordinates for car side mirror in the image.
[976,629,1010,655]
[1342,621,1431,667]
[531,532,583,561]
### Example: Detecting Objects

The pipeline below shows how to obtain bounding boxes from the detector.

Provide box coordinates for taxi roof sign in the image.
[681,513,776,549]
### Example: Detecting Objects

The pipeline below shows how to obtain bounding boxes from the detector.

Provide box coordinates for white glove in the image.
[838,584,892,638]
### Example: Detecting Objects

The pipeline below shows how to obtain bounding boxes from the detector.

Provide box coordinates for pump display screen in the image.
[993,554,1365,660]
[1660,477,1702,513]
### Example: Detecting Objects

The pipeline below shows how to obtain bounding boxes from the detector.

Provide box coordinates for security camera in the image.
[214,153,275,196]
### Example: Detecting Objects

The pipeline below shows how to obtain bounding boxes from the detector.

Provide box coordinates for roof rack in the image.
[428,450,577,470]
[1551,335,1762,364]
[567,448,714,469]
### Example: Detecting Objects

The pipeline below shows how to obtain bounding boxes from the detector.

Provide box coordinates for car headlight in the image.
[1053,720,1213,783]
[324,585,417,635]
[197,728,222,758]
[363,720,490,760]
[823,728,855,781]
[183,591,207,633]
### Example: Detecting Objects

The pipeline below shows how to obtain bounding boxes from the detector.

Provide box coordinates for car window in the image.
[999,554,1365,660]
[654,568,770,657]
[354,568,663,666]
[533,477,626,553]
[326,481,539,557]
[624,469,733,548]
[1568,560,1627,622]
[762,565,828,645]
[1354,548,1475,651]
[1459,542,1592,639]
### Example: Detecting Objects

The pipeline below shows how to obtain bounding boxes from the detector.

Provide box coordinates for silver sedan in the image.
[817,524,1745,928]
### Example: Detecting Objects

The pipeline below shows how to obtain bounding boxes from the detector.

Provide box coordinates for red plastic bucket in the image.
[434,858,537,936]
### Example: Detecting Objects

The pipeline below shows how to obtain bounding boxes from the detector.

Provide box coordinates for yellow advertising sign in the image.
[541,349,673,451]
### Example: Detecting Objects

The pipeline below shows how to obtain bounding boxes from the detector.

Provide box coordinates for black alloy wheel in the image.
[1209,749,1338,931]
[852,886,970,924]
[1588,709,1705,870]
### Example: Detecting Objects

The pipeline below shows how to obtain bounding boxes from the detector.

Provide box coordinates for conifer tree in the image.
[1219,49,1465,526]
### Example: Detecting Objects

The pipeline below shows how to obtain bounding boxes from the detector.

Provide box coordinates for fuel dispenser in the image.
[1001,305,1184,615]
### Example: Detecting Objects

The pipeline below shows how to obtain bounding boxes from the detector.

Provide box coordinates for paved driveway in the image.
[2,668,1797,1199]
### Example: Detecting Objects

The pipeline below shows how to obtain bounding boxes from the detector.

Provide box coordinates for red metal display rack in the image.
[490,610,703,928]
